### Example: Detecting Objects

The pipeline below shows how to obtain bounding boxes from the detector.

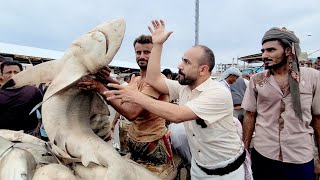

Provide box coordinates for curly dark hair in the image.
[133,35,153,47]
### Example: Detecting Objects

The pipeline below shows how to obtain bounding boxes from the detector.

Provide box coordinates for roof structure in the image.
[0,42,63,65]
[238,53,263,63]
[0,42,178,72]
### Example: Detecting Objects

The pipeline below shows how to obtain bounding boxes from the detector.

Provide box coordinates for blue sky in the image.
[1,0,319,72]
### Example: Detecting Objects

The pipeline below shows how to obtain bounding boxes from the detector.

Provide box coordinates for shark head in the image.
[66,18,126,73]
[1,19,126,90]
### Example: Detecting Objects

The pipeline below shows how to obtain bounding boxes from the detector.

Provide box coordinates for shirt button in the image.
[198,150,201,152]
[193,134,195,137]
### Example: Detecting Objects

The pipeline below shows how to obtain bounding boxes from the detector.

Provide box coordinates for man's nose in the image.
[261,51,269,59]
[138,52,147,59]
[8,72,17,79]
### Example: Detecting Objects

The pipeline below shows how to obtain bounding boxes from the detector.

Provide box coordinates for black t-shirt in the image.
[0,85,43,131]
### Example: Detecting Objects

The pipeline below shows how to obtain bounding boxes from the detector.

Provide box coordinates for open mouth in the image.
[263,58,273,63]
[97,30,109,55]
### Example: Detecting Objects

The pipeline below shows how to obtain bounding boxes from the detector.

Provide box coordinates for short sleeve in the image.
[165,79,182,101]
[241,77,257,112]
[312,70,320,115]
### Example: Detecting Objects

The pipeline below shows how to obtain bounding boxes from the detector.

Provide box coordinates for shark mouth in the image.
[97,30,109,55]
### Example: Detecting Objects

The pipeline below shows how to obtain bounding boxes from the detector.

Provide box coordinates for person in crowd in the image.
[242,27,320,180]
[249,69,254,77]
[219,67,247,123]
[0,56,13,87]
[162,68,173,79]
[242,73,250,82]
[218,67,241,91]
[172,72,179,81]
[229,70,248,124]
[315,57,320,71]
[0,61,43,137]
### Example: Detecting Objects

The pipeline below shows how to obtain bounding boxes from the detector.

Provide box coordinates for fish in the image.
[1,19,159,179]
[0,130,58,167]
[0,137,37,180]
[32,164,77,180]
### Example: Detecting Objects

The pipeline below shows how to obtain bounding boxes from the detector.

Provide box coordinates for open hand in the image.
[148,19,173,45]
[104,79,141,104]
[95,66,120,86]
[96,66,111,81]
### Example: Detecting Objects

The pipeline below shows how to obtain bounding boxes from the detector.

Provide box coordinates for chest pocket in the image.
[299,79,312,111]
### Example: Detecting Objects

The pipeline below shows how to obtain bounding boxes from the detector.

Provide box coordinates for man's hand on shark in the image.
[105,81,141,104]
[95,66,120,86]
[78,77,108,95]
[96,66,111,81]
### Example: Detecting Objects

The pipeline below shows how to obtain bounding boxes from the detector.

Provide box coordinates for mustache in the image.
[178,70,185,76]
[137,58,148,62]
[263,58,272,62]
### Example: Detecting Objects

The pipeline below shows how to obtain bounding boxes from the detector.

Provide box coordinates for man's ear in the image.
[285,47,292,56]
[199,65,209,75]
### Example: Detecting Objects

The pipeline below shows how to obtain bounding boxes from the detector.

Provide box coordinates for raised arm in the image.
[146,20,173,94]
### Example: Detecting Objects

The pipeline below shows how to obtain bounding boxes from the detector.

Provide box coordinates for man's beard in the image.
[264,54,287,70]
[137,59,148,70]
[178,70,196,85]
[139,64,147,70]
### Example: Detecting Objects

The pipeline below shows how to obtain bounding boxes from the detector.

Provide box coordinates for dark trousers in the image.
[251,148,314,180]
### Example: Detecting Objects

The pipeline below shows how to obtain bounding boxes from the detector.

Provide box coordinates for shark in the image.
[1,19,159,179]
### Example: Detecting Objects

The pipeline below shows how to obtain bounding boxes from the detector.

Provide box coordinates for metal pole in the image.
[195,0,199,45]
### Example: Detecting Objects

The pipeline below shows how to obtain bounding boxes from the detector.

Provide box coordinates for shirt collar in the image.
[193,77,213,92]
[223,80,230,88]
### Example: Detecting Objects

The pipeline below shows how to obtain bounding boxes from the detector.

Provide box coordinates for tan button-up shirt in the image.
[242,67,320,163]
[165,78,242,169]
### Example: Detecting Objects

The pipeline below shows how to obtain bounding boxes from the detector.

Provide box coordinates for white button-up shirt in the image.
[165,77,242,169]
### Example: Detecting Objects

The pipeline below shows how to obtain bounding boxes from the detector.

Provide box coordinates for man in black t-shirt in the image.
[0,61,43,135]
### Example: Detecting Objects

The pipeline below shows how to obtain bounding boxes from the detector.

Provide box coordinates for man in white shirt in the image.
[106,20,248,179]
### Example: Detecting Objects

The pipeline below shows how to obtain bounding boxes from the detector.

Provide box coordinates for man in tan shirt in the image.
[79,35,171,167]
[242,27,320,180]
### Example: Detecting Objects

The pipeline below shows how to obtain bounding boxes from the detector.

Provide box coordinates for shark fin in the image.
[2,60,63,89]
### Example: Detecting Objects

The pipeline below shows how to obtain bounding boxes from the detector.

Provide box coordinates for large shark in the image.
[1,19,159,179]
